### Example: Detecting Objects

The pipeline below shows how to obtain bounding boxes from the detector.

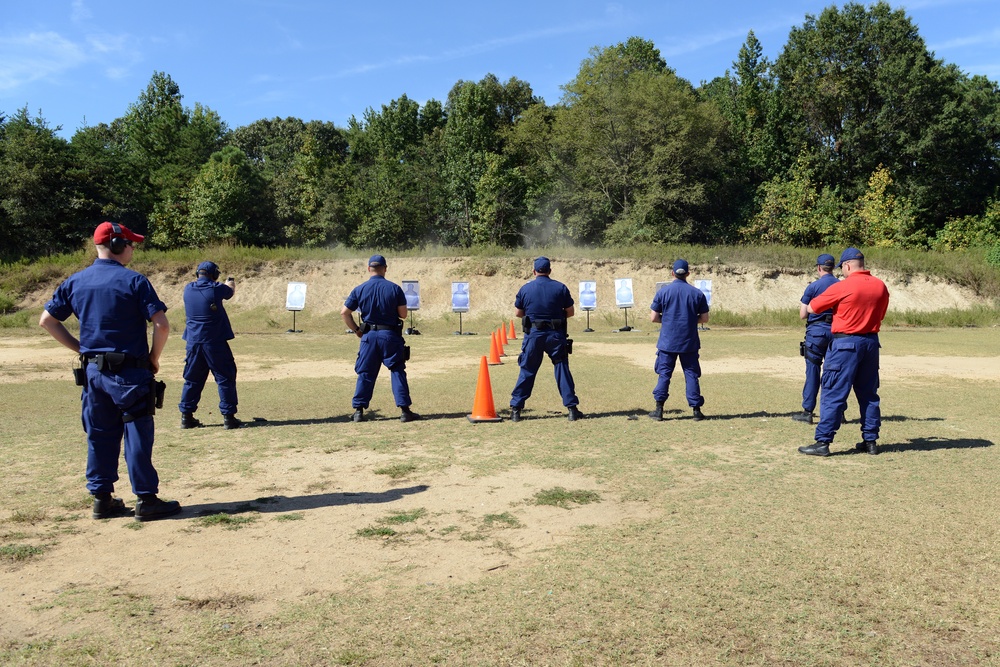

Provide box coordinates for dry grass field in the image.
[0,257,997,665]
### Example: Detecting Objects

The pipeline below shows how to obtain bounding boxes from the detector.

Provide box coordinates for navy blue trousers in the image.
[178,342,238,415]
[353,330,411,409]
[801,326,832,413]
[82,365,159,496]
[652,350,704,407]
[815,334,881,444]
[510,330,578,409]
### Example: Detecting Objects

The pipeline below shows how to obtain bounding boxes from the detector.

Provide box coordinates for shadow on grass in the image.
[168,485,430,519]
[823,436,993,456]
[700,410,946,423]
[227,410,472,427]
[884,436,993,453]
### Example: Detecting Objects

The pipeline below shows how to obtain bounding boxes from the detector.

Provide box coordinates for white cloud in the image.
[327,17,612,80]
[659,16,795,59]
[0,32,86,91]
[0,26,141,93]
[71,0,92,23]
[930,28,1000,51]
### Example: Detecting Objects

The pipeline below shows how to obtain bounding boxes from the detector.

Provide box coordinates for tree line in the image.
[2,2,999,262]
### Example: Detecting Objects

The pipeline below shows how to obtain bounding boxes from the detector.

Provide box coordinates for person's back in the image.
[516,275,572,321]
[183,277,234,344]
[351,275,405,327]
[54,260,153,359]
[652,279,706,353]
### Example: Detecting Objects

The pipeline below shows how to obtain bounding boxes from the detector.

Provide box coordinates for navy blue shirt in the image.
[514,275,574,320]
[801,274,839,326]
[344,275,406,326]
[651,279,709,353]
[45,258,167,358]
[182,277,235,345]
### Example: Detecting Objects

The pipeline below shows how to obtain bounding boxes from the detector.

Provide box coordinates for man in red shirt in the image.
[798,248,890,457]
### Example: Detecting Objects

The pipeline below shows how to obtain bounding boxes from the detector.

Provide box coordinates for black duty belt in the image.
[832,332,878,339]
[364,323,401,332]
[531,319,565,330]
[84,353,148,371]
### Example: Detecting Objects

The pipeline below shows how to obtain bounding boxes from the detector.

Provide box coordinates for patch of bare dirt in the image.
[578,341,1000,382]
[0,458,651,641]
[20,257,991,319]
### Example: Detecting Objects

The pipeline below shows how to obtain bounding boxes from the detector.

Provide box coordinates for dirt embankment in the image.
[22,256,988,318]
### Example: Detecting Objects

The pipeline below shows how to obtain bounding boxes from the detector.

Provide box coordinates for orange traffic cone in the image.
[488,331,503,365]
[497,327,507,356]
[508,319,517,340]
[499,322,508,346]
[468,355,503,423]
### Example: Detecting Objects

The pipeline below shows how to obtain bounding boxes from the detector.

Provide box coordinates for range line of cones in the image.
[468,319,518,423]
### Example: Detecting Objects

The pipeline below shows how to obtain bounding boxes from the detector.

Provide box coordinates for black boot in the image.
[567,406,584,422]
[134,495,181,522]
[692,407,706,421]
[92,494,132,520]
[648,402,664,421]
[510,407,522,422]
[351,408,364,422]
[855,440,878,455]
[180,412,202,429]
[791,411,814,424]
[223,414,242,430]
[798,442,831,457]
[400,406,421,423]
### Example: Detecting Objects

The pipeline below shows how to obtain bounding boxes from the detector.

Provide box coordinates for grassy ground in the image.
[1,327,998,665]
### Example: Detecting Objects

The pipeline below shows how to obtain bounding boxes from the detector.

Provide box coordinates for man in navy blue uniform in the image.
[648,259,710,421]
[792,254,840,424]
[178,261,241,429]
[509,257,582,422]
[39,222,181,521]
[340,255,419,422]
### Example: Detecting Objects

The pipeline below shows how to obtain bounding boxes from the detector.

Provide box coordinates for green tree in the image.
[182,146,265,246]
[773,2,1000,237]
[552,38,728,244]
[228,117,348,246]
[115,72,227,236]
[740,154,847,246]
[856,165,919,247]
[342,96,448,248]
[442,75,537,245]
[0,108,79,257]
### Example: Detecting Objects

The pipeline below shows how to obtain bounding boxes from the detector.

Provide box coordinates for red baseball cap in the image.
[93,221,145,245]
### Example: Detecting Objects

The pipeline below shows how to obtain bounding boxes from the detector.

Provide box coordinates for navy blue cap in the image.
[197,261,220,277]
[368,254,387,267]
[817,253,835,267]
[533,256,551,272]
[672,259,689,275]
[838,247,864,267]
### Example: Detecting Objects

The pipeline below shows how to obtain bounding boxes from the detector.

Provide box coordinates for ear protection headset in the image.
[109,222,127,255]
[196,266,221,281]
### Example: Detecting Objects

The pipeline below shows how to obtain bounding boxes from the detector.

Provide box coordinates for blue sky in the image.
[2,0,998,139]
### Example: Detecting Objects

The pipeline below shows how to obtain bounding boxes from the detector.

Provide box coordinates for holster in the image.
[799,341,806,357]
[154,380,166,409]
[566,338,574,355]
[73,355,86,386]
[403,345,411,361]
